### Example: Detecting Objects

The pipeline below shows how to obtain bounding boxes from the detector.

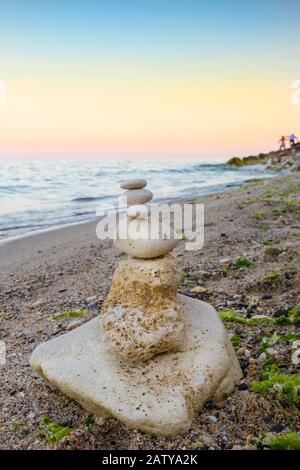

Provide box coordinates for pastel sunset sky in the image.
[0,0,299,160]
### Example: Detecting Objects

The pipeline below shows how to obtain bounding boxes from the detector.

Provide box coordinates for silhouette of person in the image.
[290,133,298,147]
[278,135,286,151]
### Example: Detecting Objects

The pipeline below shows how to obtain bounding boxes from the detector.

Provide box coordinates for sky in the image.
[0,0,299,160]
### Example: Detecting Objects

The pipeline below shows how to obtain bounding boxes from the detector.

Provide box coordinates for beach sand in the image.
[0,173,299,450]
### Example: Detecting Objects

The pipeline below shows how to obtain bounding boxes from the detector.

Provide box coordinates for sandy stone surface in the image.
[0,174,299,449]
[101,255,185,361]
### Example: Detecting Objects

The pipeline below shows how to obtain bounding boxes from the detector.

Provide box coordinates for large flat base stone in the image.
[30,294,242,436]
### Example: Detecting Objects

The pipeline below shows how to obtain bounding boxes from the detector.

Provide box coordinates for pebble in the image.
[266,347,277,357]
[258,352,267,363]
[291,349,300,365]
[244,349,251,358]
[274,307,289,317]
[237,347,246,356]
[215,287,225,294]
[190,286,212,294]
[238,382,248,390]
[87,302,97,308]
[120,179,147,190]
[249,357,257,365]
[261,293,272,299]
[219,257,232,265]
[86,296,97,303]
[124,188,153,206]
[251,314,271,321]
[271,423,285,433]
[208,415,218,423]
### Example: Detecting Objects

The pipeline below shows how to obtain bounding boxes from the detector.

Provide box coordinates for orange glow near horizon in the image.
[1,1,300,160]
[1,73,299,160]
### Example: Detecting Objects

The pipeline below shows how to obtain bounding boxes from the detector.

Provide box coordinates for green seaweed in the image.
[289,230,300,238]
[250,364,300,405]
[230,334,241,348]
[12,422,29,438]
[219,309,272,326]
[263,271,282,285]
[50,310,86,321]
[275,307,300,326]
[266,433,300,450]
[272,208,286,216]
[259,332,299,351]
[280,332,298,343]
[280,184,300,197]
[179,271,187,286]
[233,257,253,269]
[38,416,71,444]
[258,333,280,352]
[84,414,95,427]
[262,190,274,199]
[252,211,267,220]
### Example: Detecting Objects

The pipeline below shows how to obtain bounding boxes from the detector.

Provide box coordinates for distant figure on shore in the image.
[289,133,298,147]
[278,135,286,151]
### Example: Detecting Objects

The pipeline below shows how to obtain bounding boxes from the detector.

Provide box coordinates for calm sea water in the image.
[0,159,275,240]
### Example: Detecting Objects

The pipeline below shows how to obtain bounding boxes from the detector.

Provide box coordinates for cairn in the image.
[30,178,242,436]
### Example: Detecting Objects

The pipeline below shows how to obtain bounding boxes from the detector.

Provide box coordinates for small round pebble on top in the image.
[120,178,147,190]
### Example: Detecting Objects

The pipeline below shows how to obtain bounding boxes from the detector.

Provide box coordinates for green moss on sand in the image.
[50,310,86,321]
[266,433,300,450]
[38,416,71,444]
[251,364,300,406]
[252,211,267,220]
[233,257,253,269]
[219,309,272,326]
[230,334,241,348]
[263,271,283,286]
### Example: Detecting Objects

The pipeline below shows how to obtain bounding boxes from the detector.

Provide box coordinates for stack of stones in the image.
[114,178,178,259]
[30,177,242,436]
[102,178,185,361]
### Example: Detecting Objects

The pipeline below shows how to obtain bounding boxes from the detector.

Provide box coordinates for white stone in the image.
[124,188,153,206]
[291,349,300,365]
[120,179,147,190]
[30,294,242,436]
[114,217,178,258]
[127,204,150,219]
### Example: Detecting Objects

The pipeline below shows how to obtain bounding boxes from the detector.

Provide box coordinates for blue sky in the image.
[0,0,299,158]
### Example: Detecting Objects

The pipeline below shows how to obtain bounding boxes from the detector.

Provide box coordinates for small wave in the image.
[71,195,113,203]
[0,223,45,231]
[73,210,95,216]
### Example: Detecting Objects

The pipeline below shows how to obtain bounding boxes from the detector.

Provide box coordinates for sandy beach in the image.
[1,173,299,450]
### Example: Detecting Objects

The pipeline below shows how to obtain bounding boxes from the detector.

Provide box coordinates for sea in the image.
[0,159,276,240]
